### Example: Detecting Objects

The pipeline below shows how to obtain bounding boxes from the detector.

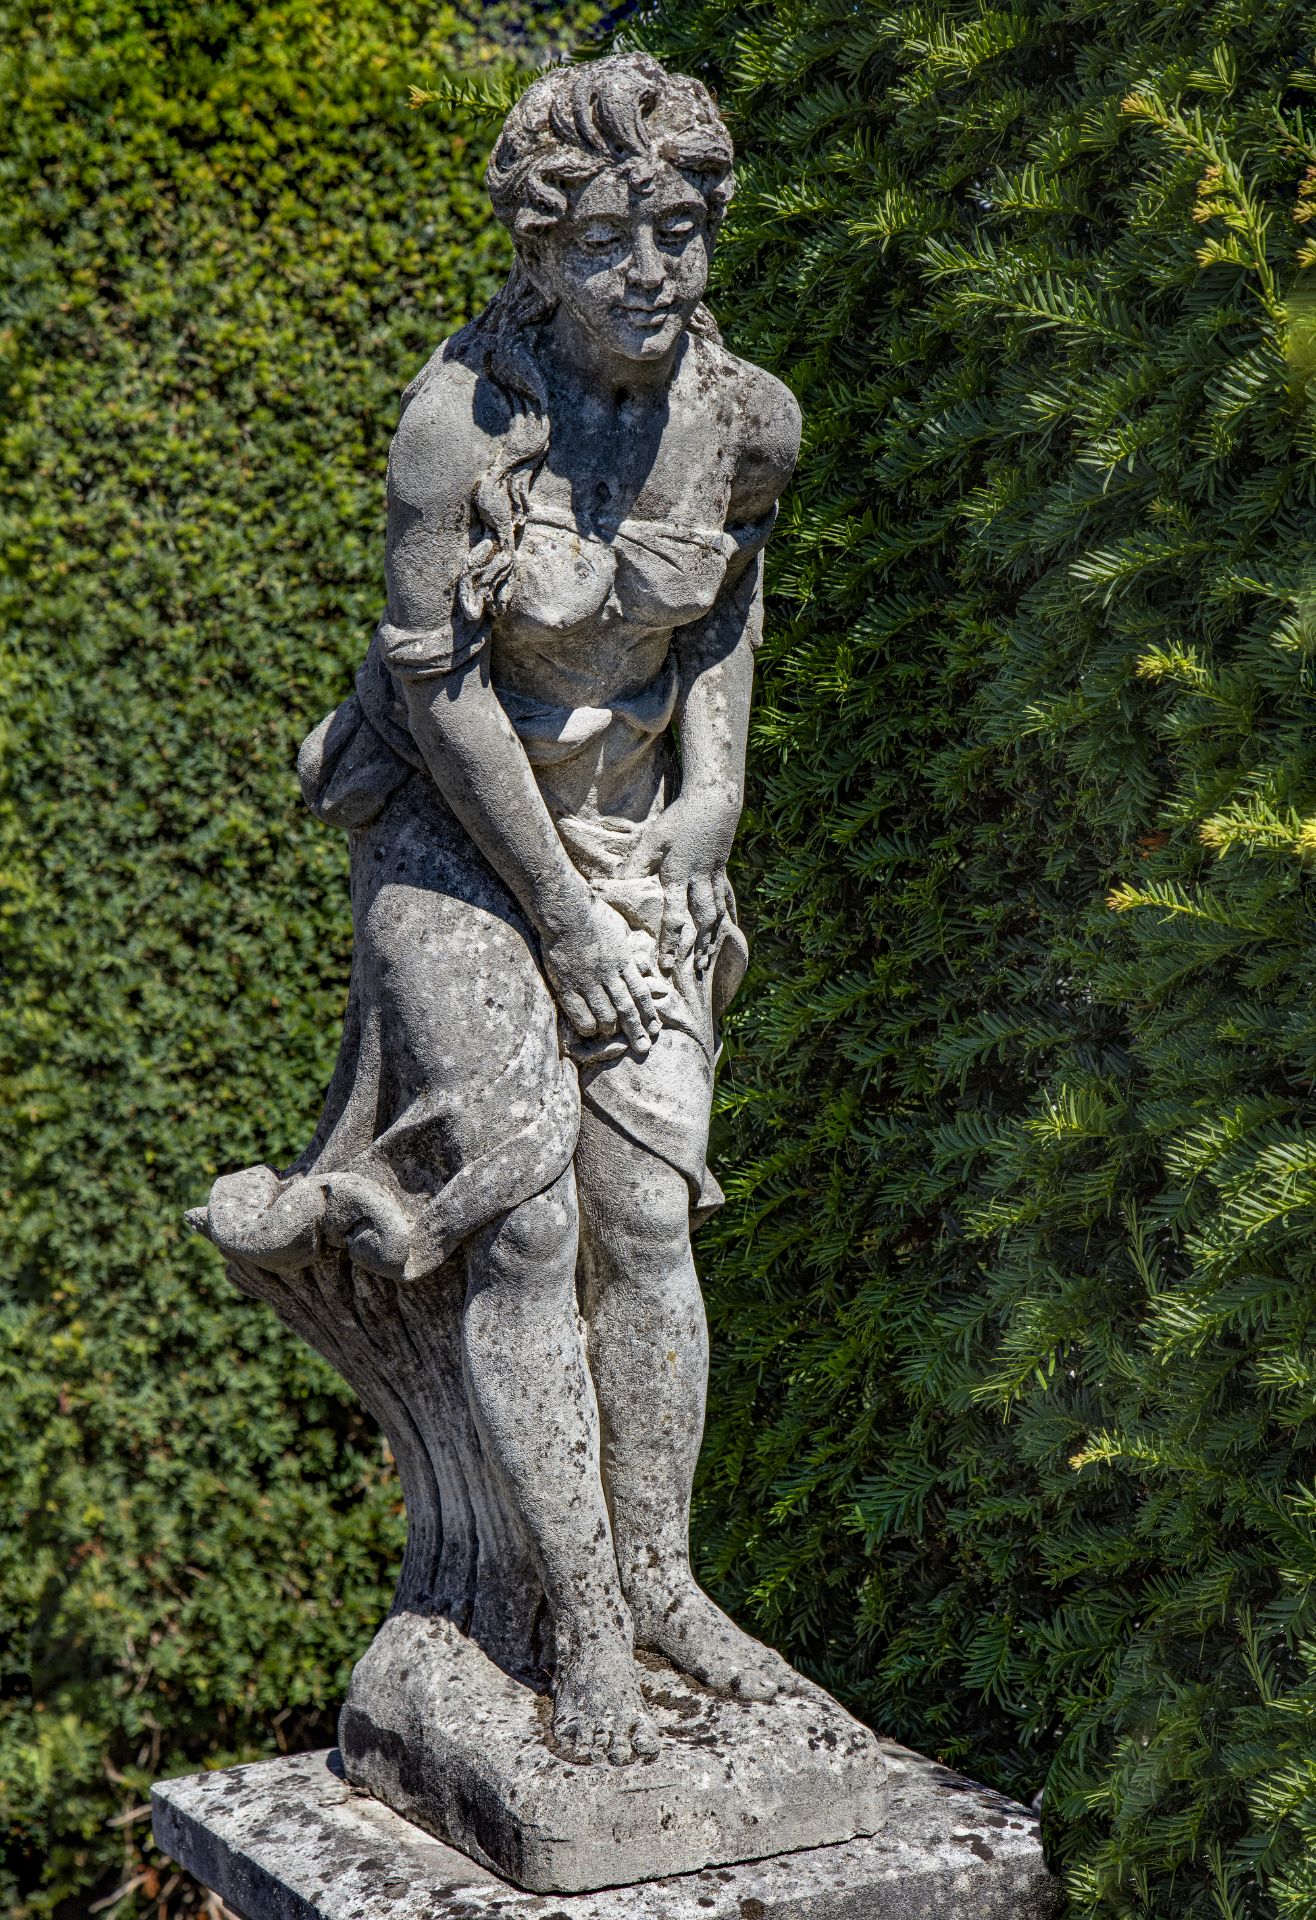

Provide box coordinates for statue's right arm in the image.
[381,370,658,1053]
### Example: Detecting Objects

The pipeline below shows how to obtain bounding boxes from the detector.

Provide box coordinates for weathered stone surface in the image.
[170,43,1061,1906]
[180,48,892,1880]
[337,1616,885,1891]
[153,1742,1059,1920]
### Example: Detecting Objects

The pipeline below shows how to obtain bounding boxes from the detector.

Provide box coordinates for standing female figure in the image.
[198,51,801,1769]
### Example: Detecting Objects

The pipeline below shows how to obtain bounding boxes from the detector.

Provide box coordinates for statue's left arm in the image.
[648,364,802,973]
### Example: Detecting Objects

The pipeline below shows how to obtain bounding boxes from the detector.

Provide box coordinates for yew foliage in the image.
[635,3,1316,1914]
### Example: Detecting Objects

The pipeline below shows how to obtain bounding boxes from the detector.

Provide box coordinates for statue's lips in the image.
[617,301,680,327]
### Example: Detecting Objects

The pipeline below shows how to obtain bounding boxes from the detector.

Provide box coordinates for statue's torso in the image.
[487,331,749,826]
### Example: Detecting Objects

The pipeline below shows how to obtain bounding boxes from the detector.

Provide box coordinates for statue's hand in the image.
[541,893,663,1055]
[673,864,733,976]
[635,800,736,976]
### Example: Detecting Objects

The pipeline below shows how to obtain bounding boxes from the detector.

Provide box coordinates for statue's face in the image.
[532,160,713,364]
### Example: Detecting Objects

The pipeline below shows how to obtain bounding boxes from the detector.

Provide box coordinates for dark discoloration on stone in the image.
[184,51,836,1878]
[170,43,1040,1920]
[152,1742,1058,1920]
[335,1615,885,1892]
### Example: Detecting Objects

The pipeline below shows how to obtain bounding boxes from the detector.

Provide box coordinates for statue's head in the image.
[485,53,734,366]
[450,55,733,619]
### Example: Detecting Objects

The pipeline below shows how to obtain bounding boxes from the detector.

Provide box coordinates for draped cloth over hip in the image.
[199,639,746,1282]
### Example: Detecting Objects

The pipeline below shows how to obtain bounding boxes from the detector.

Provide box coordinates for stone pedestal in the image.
[152,1741,1059,1920]
[338,1619,885,1892]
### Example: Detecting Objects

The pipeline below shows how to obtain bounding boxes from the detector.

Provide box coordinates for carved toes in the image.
[554,1710,660,1766]
[550,1654,662,1767]
[627,1713,662,1759]
[717,1662,780,1703]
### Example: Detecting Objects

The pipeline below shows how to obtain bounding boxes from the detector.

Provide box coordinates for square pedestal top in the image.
[152,1744,1058,1920]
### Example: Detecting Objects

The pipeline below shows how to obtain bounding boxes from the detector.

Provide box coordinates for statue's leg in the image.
[462,1164,660,1765]
[574,1110,798,1701]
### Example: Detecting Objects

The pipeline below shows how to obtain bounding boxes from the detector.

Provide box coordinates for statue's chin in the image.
[610,322,683,362]
[587,309,690,365]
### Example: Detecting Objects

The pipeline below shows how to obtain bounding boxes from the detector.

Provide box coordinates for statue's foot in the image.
[551,1641,661,1765]
[630,1579,800,1701]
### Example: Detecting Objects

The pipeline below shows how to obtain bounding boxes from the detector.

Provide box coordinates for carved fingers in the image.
[660,868,732,976]
[543,897,663,1056]
[584,981,619,1036]
[556,986,599,1036]
[578,970,661,1054]
[658,877,694,973]
[619,959,660,1048]
[689,869,733,974]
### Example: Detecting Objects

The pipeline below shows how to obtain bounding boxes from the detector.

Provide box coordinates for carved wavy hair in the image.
[457,53,735,623]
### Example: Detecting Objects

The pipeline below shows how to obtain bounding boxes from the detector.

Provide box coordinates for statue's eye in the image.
[577,224,624,254]
[658,218,697,246]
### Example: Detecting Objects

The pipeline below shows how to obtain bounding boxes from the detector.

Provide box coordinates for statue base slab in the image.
[333,1613,886,1892]
[152,1743,1058,1920]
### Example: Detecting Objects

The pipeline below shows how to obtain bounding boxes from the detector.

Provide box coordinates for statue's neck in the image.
[539,306,681,405]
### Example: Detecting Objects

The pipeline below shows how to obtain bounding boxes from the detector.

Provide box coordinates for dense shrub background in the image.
[0,4,592,1912]
[7,0,1316,1916]
[633,2,1316,1916]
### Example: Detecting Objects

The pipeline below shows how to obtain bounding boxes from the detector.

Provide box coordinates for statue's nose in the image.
[628,225,665,290]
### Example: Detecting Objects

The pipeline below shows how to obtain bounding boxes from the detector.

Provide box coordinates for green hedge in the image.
[632,2,1316,1915]
[0,4,592,1912]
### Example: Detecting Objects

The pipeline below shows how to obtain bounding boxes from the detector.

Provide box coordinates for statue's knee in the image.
[488,1177,577,1271]
[597,1172,690,1271]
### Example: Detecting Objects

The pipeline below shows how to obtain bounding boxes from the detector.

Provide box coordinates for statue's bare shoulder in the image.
[384,334,513,628]
[388,331,508,526]
[705,340,802,523]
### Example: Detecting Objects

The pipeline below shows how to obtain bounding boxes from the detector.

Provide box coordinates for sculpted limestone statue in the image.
[193,51,885,1890]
